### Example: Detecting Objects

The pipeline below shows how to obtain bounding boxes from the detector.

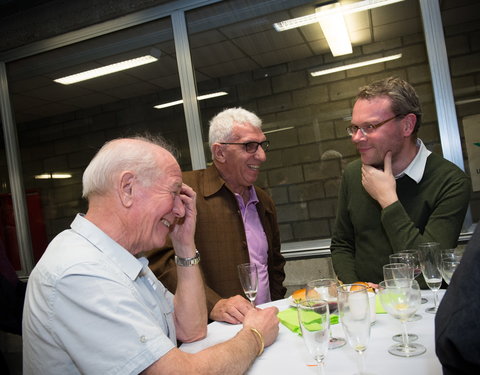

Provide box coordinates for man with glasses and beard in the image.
[331,77,471,286]
[148,107,286,324]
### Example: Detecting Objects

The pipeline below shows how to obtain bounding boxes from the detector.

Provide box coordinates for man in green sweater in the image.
[331,77,471,286]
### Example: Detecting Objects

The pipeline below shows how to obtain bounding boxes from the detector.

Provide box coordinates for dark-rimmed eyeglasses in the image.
[346,114,403,137]
[219,141,270,153]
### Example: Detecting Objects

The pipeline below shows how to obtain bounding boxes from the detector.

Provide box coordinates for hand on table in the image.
[210,295,254,324]
[361,151,398,209]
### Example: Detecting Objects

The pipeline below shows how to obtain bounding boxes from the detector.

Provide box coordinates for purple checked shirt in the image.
[234,186,271,305]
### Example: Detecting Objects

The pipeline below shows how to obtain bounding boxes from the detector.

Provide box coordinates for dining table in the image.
[181,289,445,374]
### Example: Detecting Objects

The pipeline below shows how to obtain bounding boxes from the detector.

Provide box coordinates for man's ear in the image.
[212,143,226,164]
[118,171,135,207]
[403,113,417,136]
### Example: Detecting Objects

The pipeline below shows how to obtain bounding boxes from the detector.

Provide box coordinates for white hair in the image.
[82,135,174,199]
[208,107,262,150]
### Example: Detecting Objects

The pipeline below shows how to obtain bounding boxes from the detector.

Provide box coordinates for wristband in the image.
[249,328,264,356]
[174,250,200,267]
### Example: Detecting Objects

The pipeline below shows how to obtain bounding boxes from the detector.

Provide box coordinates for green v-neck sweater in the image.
[331,153,471,286]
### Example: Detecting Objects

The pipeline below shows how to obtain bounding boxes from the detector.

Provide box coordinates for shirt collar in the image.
[70,214,144,280]
[395,138,431,183]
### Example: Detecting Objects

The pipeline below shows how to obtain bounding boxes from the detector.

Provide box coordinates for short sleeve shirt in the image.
[22,214,176,375]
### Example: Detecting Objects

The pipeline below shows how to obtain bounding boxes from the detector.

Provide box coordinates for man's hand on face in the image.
[361,151,398,209]
[209,295,255,324]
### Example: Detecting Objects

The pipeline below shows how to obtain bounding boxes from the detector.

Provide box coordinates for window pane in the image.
[6,17,190,252]
[186,0,455,243]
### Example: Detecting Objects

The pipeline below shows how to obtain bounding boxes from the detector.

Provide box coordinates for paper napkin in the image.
[277,307,339,335]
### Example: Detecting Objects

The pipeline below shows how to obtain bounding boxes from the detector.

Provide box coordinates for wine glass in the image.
[297,298,330,375]
[378,279,426,357]
[237,263,258,307]
[382,263,409,280]
[337,284,373,375]
[418,242,442,314]
[389,253,422,323]
[397,250,427,304]
[306,279,346,350]
[439,248,463,285]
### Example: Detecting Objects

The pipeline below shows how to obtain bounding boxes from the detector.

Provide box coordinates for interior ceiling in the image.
[0,0,452,124]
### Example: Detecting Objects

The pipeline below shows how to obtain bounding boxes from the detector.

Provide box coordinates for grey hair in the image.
[208,107,262,150]
[355,76,423,134]
[82,134,176,200]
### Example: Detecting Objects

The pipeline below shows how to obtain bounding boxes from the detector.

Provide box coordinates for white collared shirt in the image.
[395,138,431,183]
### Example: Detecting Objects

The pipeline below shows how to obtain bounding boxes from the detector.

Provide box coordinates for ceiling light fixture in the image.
[264,127,294,134]
[273,0,405,32]
[154,91,228,109]
[35,173,72,180]
[310,53,402,76]
[54,55,159,85]
[316,3,352,56]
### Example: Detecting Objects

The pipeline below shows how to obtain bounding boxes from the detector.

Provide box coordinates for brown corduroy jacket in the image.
[147,164,286,313]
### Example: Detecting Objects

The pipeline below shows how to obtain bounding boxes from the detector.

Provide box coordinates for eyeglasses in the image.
[219,140,270,153]
[346,114,403,137]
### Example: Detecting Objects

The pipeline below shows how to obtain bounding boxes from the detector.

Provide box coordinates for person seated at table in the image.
[22,135,279,375]
[148,107,286,324]
[435,224,480,374]
[330,76,471,286]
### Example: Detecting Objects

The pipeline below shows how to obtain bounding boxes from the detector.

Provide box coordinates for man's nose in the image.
[172,196,185,217]
[254,146,267,161]
[351,129,366,143]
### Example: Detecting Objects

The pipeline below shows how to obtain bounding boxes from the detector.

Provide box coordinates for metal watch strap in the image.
[175,250,200,267]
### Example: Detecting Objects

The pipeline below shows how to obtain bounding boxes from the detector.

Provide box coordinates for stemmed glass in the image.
[418,242,442,314]
[389,254,422,323]
[383,263,410,280]
[397,250,427,304]
[337,284,372,375]
[306,279,346,349]
[378,279,426,357]
[237,263,258,307]
[439,248,463,285]
[297,298,330,375]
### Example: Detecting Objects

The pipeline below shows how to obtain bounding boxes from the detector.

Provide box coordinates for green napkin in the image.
[375,294,387,314]
[277,307,339,335]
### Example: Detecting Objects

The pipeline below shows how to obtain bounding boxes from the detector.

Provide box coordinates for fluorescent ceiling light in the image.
[310,53,402,76]
[273,0,405,32]
[35,173,72,180]
[264,127,294,134]
[54,55,159,85]
[154,91,228,109]
[316,4,352,57]
[455,97,480,105]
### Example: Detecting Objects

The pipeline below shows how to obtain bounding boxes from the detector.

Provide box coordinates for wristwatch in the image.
[175,250,201,267]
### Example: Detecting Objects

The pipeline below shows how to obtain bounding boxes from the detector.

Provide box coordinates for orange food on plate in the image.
[292,288,306,302]
[351,281,375,293]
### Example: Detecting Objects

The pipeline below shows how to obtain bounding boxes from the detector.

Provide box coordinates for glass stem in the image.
[401,320,409,347]
[432,290,439,310]
[356,350,366,374]
[317,361,325,375]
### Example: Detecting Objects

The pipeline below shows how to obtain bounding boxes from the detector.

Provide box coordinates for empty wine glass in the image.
[337,284,373,375]
[237,263,258,307]
[397,250,427,304]
[378,279,426,357]
[306,279,346,350]
[383,263,409,280]
[439,248,463,285]
[389,253,422,324]
[418,242,442,314]
[297,298,330,375]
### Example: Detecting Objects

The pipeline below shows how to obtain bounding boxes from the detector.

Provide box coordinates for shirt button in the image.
[140,335,147,343]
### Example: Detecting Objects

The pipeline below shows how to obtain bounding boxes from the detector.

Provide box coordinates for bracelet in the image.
[174,250,200,267]
[249,328,264,357]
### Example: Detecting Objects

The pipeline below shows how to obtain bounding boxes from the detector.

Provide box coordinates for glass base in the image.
[328,336,346,349]
[388,342,426,357]
[392,333,418,343]
[425,306,437,314]
[420,297,428,304]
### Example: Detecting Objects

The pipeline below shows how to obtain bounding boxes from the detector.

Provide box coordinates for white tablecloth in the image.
[181,290,445,374]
